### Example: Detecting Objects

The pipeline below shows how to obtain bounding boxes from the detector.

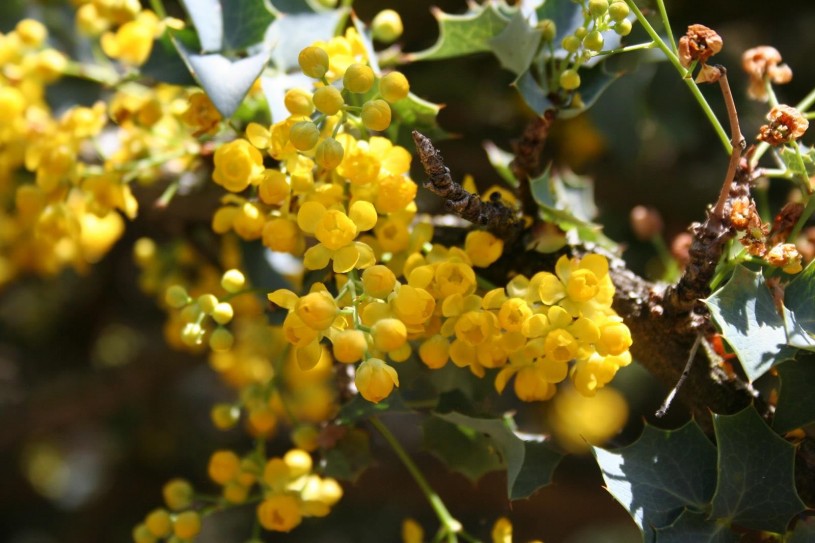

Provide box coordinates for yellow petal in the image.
[297,201,327,234]
[580,253,609,278]
[537,273,565,305]
[332,244,359,273]
[303,244,332,270]
[268,288,298,309]
[296,340,323,370]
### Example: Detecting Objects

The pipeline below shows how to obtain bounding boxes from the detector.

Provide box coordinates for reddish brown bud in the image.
[757,104,809,146]
[670,232,693,268]
[630,205,663,240]
[678,24,723,68]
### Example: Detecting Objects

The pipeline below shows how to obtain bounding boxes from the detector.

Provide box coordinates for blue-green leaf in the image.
[388,92,449,149]
[489,9,542,76]
[436,412,562,500]
[711,406,806,532]
[593,421,717,541]
[175,41,271,118]
[705,265,796,382]
[483,141,519,188]
[773,355,815,433]
[179,0,223,52]
[422,415,503,483]
[655,509,739,543]
[406,2,511,62]
[529,165,618,251]
[266,9,348,72]
[222,0,275,51]
[782,260,815,351]
[534,0,622,66]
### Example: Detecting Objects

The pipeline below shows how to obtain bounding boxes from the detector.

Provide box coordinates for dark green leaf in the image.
[711,406,806,532]
[655,509,739,543]
[782,260,815,351]
[489,9,542,76]
[321,427,372,482]
[422,415,503,483]
[529,165,618,251]
[266,9,348,72]
[406,3,511,62]
[705,265,796,382]
[593,421,717,540]
[773,356,815,432]
[336,391,409,425]
[779,144,815,178]
[266,0,318,14]
[534,0,622,65]
[174,42,271,118]
[786,516,815,543]
[179,0,223,52]
[141,31,197,85]
[222,0,276,51]
[436,412,562,500]
[483,141,519,188]
[388,92,449,149]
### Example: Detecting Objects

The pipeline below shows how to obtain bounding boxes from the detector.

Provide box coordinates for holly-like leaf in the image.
[529,165,618,251]
[655,509,739,543]
[174,42,271,118]
[388,92,449,149]
[422,415,503,483]
[489,9,542,76]
[782,260,815,351]
[779,144,815,178]
[322,427,372,482]
[705,265,796,383]
[773,356,815,433]
[179,0,223,52]
[592,421,717,541]
[435,412,562,500]
[265,9,348,72]
[406,2,511,62]
[710,406,806,533]
[483,141,519,188]
[335,391,410,425]
[222,0,275,51]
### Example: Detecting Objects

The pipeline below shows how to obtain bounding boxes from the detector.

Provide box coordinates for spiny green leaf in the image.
[782,259,815,351]
[265,9,348,72]
[779,144,815,178]
[179,0,223,52]
[534,0,623,65]
[222,0,275,51]
[529,165,618,251]
[174,42,271,118]
[141,30,197,85]
[705,265,796,382]
[422,415,503,483]
[593,421,717,541]
[654,509,739,543]
[489,9,542,76]
[773,355,815,433]
[388,92,449,149]
[435,411,562,500]
[266,0,320,14]
[322,427,372,482]
[711,406,806,532]
[483,141,519,188]
[406,2,511,62]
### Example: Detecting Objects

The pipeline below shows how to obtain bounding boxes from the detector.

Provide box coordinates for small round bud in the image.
[291,424,319,451]
[361,99,392,131]
[343,63,375,93]
[313,85,344,115]
[16,19,47,46]
[583,30,604,52]
[379,71,410,103]
[209,327,234,351]
[559,69,581,90]
[211,403,240,429]
[615,19,632,36]
[165,285,190,308]
[163,478,194,511]
[298,46,329,79]
[145,508,172,538]
[315,138,344,170]
[284,88,314,116]
[371,318,407,352]
[133,237,156,266]
[372,9,403,44]
[221,269,245,292]
[197,293,218,314]
[212,302,234,325]
[132,524,155,543]
[574,26,588,39]
[181,322,204,347]
[362,265,396,298]
[289,121,320,151]
[608,2,630,21]
[629,205,664,241]
[588,0,609,17]
[562,35,580,53]
[538,19,556,42]
[173,511,202,540]
[332,329,368,363]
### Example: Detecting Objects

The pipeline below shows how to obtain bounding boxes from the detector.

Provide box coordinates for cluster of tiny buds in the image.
[164,269,246,351]
[557,0,632,91]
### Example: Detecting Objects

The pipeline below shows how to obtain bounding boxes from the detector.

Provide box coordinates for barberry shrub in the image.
[1,1,815,542]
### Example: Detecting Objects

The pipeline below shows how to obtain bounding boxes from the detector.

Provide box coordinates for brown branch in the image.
[412,130,525,242]
[510,111,557,219]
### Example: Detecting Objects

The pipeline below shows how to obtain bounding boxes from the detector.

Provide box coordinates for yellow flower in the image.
[465,231,504,267]
[100,10,160,66]
[213,139,264,192]
[257,494,302,532]
[355,357,399,403]
[536,254,614,317]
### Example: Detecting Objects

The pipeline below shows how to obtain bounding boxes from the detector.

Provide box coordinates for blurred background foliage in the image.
[1,1,814,542]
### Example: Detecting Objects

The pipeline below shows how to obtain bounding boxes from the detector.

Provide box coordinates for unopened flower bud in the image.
[630,206,663,240]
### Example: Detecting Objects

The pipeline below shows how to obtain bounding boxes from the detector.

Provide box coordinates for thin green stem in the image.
[595,41,656,56]
[149,0,167,18]
[654,0,677,53]
[62,61,120,86]
[624,0,731,154]
[788,190,815,242]
[710,248,750,290]
[793,143,812,195]
[370,416,463,541]
[155,180,179,208]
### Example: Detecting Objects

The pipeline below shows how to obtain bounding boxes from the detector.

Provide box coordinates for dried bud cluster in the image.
[757,104,809,146]
[742,46,792,101]
[678,24,723,68]
[729,197,803,273]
